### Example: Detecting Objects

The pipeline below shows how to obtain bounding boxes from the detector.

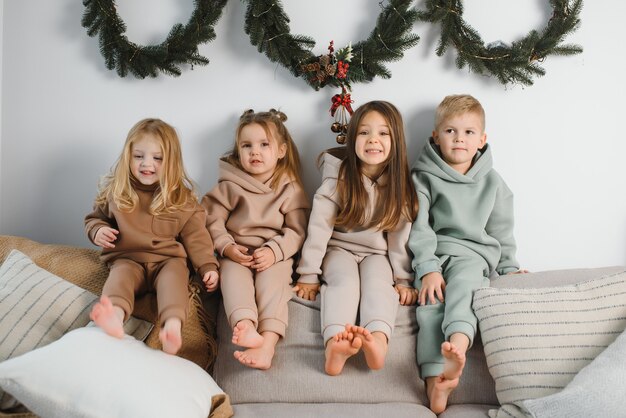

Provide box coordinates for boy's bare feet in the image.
[234,331,279,370]
[324,327,362,376]
[90,295,124,339]
[232,320,264,348]
[159,317,182,355]
[427,341,466,414]
[348,325,388,370]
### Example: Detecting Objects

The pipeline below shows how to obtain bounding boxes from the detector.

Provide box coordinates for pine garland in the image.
[81,0,228,78]
[243,0,420,90]
[417,0,583,86]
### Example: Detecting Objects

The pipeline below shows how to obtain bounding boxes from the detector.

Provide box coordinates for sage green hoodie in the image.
[409,140,519,282]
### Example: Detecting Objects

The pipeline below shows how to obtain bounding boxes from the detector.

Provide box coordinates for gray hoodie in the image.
[408,140,519,281]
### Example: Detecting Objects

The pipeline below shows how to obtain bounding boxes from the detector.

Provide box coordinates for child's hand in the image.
[395,284,418,306]
[94,227,119,248]
[507,268,529,275]
[202,270,219,292]
[292,282,320,301]
[251,247,275,272]
[418,271,446,306]
[223,244,254,267]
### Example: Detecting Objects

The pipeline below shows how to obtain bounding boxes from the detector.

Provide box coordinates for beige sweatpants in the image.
[220,257,294,337]
[320,247,399,343]
[104,257,189,326]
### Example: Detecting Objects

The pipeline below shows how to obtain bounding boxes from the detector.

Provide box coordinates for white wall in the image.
[1,0,625,272]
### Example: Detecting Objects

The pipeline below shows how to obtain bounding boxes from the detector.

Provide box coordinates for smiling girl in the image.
[294,101,418,375]
[201,109,309,370]
[85,118,219,355]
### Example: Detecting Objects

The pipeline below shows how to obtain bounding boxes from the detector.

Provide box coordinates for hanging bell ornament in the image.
[341,124,348,134]
[336,134,347,144]
[331,122,342,133]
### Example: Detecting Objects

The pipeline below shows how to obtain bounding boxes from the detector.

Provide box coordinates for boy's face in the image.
[433,111,487,175]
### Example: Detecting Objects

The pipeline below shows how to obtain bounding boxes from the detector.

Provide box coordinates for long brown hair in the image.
[332,101,417,231]
[223,109,303,189]
[95,118,197,215]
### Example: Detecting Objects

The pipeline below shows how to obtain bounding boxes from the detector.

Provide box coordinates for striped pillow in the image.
[472,271,626,418]
[0,250,97,410]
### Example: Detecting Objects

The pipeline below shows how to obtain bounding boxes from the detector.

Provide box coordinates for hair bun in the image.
[240,109,255,120]
[269,109,288,123]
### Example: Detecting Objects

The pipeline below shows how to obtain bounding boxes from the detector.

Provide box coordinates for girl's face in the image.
[130,134,163,185]
[354,111,392,178]
[433,111,487,174]
[238,123,286,183]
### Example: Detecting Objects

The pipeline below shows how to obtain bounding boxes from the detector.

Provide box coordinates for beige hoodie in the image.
[201,160,310,262]
[296,153,413,287]
[84,181,218,277]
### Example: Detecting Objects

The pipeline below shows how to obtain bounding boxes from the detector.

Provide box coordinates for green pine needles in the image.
[243,0,420,90]
[81,0,227,78]
[81,0,583,87]
[417,0,583,86]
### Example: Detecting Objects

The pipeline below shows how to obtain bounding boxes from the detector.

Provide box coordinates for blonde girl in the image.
[85,118,219,355]
[202,109,309,370]
[294,101,418,375]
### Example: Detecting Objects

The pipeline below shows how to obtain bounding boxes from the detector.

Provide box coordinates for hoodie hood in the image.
[218,159,293,194]
[319,152,342,181]
[414,139,493,184]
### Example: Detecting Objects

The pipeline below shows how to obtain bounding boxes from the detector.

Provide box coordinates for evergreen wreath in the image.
[417,0,583,86]
[81,0,228,78]
[243,0,420,90]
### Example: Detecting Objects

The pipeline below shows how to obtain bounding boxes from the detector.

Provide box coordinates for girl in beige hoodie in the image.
[85,118,219,355]
[295,101,418,375]
[202,109,309,370]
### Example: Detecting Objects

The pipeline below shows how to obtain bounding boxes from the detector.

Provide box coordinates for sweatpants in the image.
[220,257,294,337]
[320,247,399,343]
[103,257,189,326]
[415,254,490,378]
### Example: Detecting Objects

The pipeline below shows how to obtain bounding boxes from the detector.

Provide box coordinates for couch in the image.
[1,234,625,418]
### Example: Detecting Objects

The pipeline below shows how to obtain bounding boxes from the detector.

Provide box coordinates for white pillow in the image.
[523,327,626,417]
[0,326,225,418]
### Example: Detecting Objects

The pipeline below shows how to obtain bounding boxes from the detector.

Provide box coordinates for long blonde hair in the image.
[331,101,417,231]
[223,109,303,189]
[95,118,197,215]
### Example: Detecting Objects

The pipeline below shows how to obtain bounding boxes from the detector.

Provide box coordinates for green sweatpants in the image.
[415,255,490,378]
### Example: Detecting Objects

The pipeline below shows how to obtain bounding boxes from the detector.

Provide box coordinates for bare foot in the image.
[90,295,124,339]
[427,341,466,414]
[349,325,388,370]
[234,331,279,370]
[232,320,264,348]
[159,317,182,355]
[324,328,362,376]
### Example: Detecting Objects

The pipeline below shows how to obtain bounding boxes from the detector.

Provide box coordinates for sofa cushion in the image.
[0,235,218,370]
[523,327,626,417]
[0,327,232,418]
[473,270,626,418]
[232,402,436,418]
[212,293,498,407]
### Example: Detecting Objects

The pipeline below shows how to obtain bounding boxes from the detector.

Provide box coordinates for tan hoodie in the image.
[84,181,218,277]
[296,153,413,287]
[201,160,310,262]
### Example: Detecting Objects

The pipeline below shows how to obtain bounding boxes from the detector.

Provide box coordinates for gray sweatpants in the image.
[415,254,490,378]
[320,247,399,343]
